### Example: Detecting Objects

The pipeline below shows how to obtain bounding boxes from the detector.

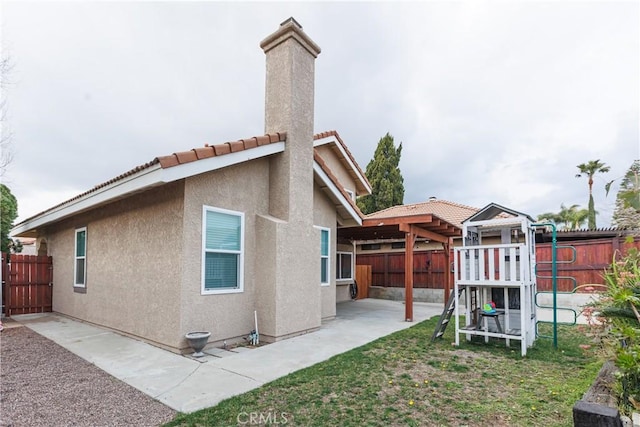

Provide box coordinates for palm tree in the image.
[576,159,610,229]
[563,205,589,230]
[538,204,589,230]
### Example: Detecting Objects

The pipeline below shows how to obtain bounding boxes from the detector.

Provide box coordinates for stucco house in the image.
[11,18,371,353]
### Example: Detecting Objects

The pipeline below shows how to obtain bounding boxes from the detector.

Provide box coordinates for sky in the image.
[1,1,639,228]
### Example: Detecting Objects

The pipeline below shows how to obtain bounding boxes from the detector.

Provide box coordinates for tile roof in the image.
[15,130,370,232]
[365,199,479,228]
[15,133,287,227]
[156,133,287,168]
[314,130,371,192]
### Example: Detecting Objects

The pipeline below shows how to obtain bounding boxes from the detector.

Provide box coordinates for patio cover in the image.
[338,213,462,322]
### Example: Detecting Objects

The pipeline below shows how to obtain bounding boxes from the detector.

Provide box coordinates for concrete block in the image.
[573,400,622,427]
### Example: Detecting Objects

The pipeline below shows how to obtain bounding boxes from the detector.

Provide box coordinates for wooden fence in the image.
[357,249,451,290]
[357,237,640,293]
[1,253,53,316]
[535,237,640,291]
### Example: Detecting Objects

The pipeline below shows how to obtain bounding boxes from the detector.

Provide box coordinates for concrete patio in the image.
[13,298,443,413]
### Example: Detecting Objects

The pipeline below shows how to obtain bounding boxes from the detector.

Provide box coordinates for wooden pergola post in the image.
[340,215,461,324]
[442,237,453,301]
[400,224,452,322]
[404,230,417,322]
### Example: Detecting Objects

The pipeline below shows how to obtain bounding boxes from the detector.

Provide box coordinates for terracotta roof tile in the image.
[229,140,245,152]
[366,199,479,228]
[15,133,288,227]
[194,146,215,160]
[213,143,232,156]
[243,137,258,150]
[157,155,179,168]
[254,135,270,146]
[154,133,287,169]
[268,133,281,143]
[175,150,198,164]
[14,158,162,226]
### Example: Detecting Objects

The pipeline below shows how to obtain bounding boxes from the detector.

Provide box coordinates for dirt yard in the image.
[0,322,176,426]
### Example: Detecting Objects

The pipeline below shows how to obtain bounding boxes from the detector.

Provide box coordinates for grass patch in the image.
[165,318,600,427]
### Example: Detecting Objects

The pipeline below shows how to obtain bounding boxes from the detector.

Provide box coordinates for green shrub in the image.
[586,243,640,414]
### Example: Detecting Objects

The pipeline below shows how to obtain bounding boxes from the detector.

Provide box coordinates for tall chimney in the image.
[255,19,323,340]
[260,17,321,220]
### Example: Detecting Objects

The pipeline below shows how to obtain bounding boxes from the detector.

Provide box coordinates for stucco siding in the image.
[179,159,271,347]
[46,182,185,349]
[315,145,358,198]
[336,284,351,303]
[314,184,337,319]
[254,214,281,339]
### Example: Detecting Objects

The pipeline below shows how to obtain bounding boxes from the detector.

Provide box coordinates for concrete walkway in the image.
[13,299,443,413]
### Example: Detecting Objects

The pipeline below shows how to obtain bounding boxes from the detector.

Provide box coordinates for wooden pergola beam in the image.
[363,214,433,227]
[429,224,456,234]
[398,223,449,244]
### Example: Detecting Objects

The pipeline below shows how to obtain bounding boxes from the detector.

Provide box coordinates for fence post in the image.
[384,253,389,285]
[612,236,621,257]
[1,252,4,318]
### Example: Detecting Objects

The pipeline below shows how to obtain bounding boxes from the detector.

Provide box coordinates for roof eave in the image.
[314,135,371,195]
[12,142,286,237]
[465,202,535,224]
[313,161,362,226]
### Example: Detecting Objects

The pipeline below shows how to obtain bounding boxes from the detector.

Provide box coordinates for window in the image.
[320,227,330,286]
[391,242,406,249]
[202,206,244,294]
[361,243,381,251]
[336,252,353,280]
[74,227,87,287]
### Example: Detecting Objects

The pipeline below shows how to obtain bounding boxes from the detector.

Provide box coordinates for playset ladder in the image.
[431,287,475,341]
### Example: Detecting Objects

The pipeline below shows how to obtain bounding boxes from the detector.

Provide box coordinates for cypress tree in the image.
[357,133,404,215]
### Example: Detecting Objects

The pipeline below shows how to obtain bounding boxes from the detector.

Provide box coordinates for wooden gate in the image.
[355,265,371,299]
[1,253,53,316]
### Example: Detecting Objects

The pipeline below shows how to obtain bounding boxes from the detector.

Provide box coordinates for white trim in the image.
[317,226,331,287]
[12,142,285,237]
[314,136,371,194]
[463,217,529,229]
[201,205,245,295]
[161,142,284,184]
[12,164,163,236]
[336,251,353,280]
[74,227,87,288]
[313,162,362,226]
